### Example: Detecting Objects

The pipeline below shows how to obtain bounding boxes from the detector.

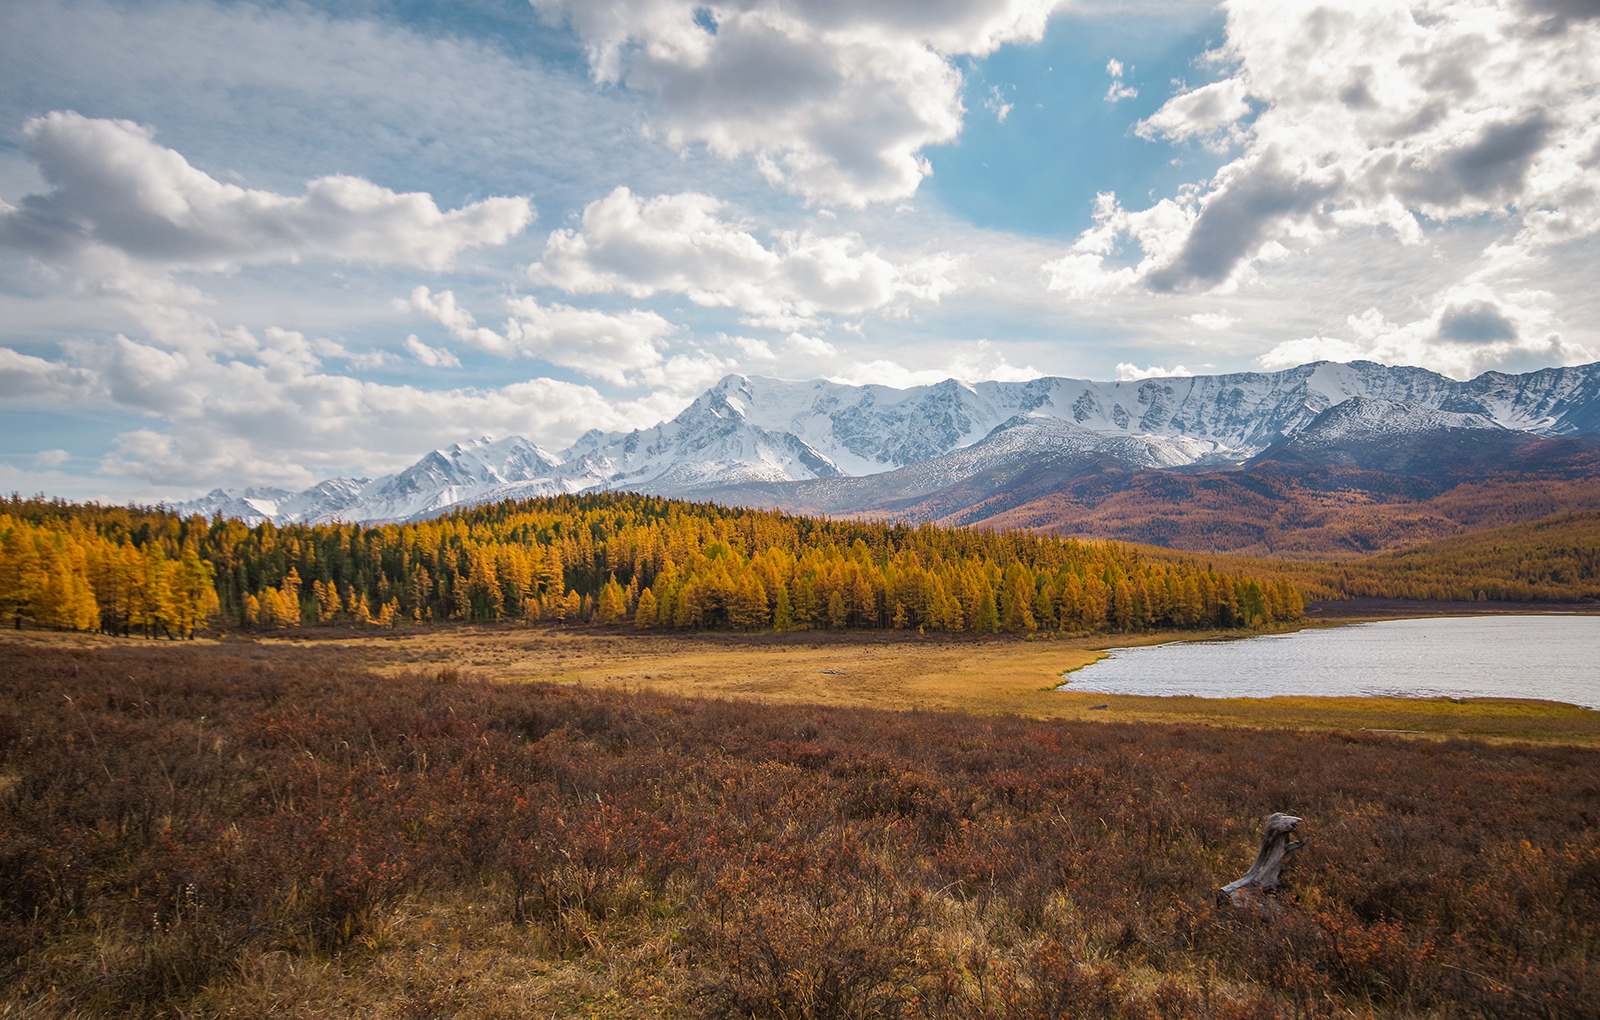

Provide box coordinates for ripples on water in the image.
[1059,615,1600,709]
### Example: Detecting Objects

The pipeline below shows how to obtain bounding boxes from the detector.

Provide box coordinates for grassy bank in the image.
[9,619,1596,748]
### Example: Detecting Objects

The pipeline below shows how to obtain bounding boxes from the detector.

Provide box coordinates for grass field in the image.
[10,613,1592,747]
[280,620,1600,746]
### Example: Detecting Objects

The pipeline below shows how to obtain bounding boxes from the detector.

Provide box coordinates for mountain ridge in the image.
[172,359,1600,531]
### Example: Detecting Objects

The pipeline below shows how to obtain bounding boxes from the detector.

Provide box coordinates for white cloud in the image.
[1104,58,1138,103]
[1051,0,1600,295]
[784,332,839,358]
[1105,81,1139,103]
[502,295,682,387]
[32,448,70,468]
[1258,285,1597,380]
[985,85,1015,122]
[1115,362,1193,381]
[1184,311,1238,330]
[0,111,534,274]
[402,286,696,389]
[0,344,100,401]
[1135,78,1248,145]
[824,339,1038,387]
[57,330,671,488]
[951,338,1039,382]
[724,335,777,360]
[397,286,507,352]
[531,0,1065,206]
[529,186,962,321]
[404,334,461,369]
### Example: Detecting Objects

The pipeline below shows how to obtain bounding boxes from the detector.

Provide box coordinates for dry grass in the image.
[9,619,1596,747]
[237,621,1600,747]
[4,634,1599,1020]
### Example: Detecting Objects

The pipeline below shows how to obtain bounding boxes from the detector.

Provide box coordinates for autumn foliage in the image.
[1,494,1304,636]
[6,493,1598,643]
[0,505,217,637]
[3,640,1598,1018]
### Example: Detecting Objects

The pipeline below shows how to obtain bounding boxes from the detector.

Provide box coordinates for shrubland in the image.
[3,638,1597,1019]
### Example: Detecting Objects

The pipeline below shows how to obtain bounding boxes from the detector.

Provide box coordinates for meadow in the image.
[3,627,1598,1019]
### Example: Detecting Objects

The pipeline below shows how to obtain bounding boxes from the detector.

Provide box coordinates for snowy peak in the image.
[367,435,561,499]
[1298,396,1504,441]
[1251,396,1528,477]
[169,359,1600,526]
[171,486,296,524]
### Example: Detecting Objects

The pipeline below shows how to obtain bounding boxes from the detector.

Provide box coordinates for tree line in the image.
[0,493,1304,636]
[0,504,217,637]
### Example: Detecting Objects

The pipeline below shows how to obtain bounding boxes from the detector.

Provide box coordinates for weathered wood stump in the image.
[1220,812,1308,910]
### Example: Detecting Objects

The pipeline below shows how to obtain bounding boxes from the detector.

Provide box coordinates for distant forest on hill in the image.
[2,493,1301,638]
[2,495,1596,640]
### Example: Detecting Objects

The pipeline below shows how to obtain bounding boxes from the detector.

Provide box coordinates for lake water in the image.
[1058,615,1600,709]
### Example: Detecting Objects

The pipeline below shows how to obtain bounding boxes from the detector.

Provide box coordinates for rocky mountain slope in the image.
[174,360,1600,528]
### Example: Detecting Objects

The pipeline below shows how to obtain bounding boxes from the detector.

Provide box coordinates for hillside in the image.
[1135,510,1600,605]
[962,453,1600,559]
[0,493,1303,638]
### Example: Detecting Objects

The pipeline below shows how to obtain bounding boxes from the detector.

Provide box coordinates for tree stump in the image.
[1220,812,1308,910]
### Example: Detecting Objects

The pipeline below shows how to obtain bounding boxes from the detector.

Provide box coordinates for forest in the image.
[4,495,1598,642]
[0,494,1304,638]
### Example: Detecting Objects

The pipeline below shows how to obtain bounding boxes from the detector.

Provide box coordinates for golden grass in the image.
[251,619,1599,747]
[9,616,1596,746]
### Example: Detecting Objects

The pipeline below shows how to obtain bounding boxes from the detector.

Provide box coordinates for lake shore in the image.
[1304,595,1600,619]
[5,611,1598,746]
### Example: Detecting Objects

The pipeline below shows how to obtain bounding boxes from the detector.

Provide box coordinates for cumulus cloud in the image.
[823,339,1038,387]
[531,0,1064,206]
[1258,285,1597,379]
[397,286,506,351]
[1104,58,1138,103]
[58,328,670,488]
[1116,362,1194,381]
[32,448,70,468]
[1184,311,1238,330]
[785,332,838,358]
[404,334,461,369]
[502,296,682,386]
[1049,0,1600,295]
[0,111,534,274]
[400,284,693,388]
[529,186,962,321]
[0,345,100,401]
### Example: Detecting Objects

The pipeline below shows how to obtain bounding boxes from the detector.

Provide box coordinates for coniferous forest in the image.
[5,494,1599,641]
[0,494,1305,637]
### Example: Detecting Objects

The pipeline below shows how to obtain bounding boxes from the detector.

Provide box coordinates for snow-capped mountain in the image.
[1246,397,1526,479]
[172,360,1600,526]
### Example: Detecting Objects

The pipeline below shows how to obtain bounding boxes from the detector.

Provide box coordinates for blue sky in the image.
[2,0,1598,501]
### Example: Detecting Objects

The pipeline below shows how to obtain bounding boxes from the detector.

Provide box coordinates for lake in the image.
[1058,615,1600,709]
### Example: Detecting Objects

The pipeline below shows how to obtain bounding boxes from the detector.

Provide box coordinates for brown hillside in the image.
[961,464,1600,559]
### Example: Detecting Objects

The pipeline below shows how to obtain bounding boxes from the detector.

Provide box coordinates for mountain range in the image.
[175,359,1600,555]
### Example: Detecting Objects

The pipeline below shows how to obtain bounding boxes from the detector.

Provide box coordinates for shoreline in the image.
[5,606,1599,745]
[1063,612,1599,721]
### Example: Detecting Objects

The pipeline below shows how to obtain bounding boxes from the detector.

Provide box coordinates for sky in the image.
[2,0,1598,503]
